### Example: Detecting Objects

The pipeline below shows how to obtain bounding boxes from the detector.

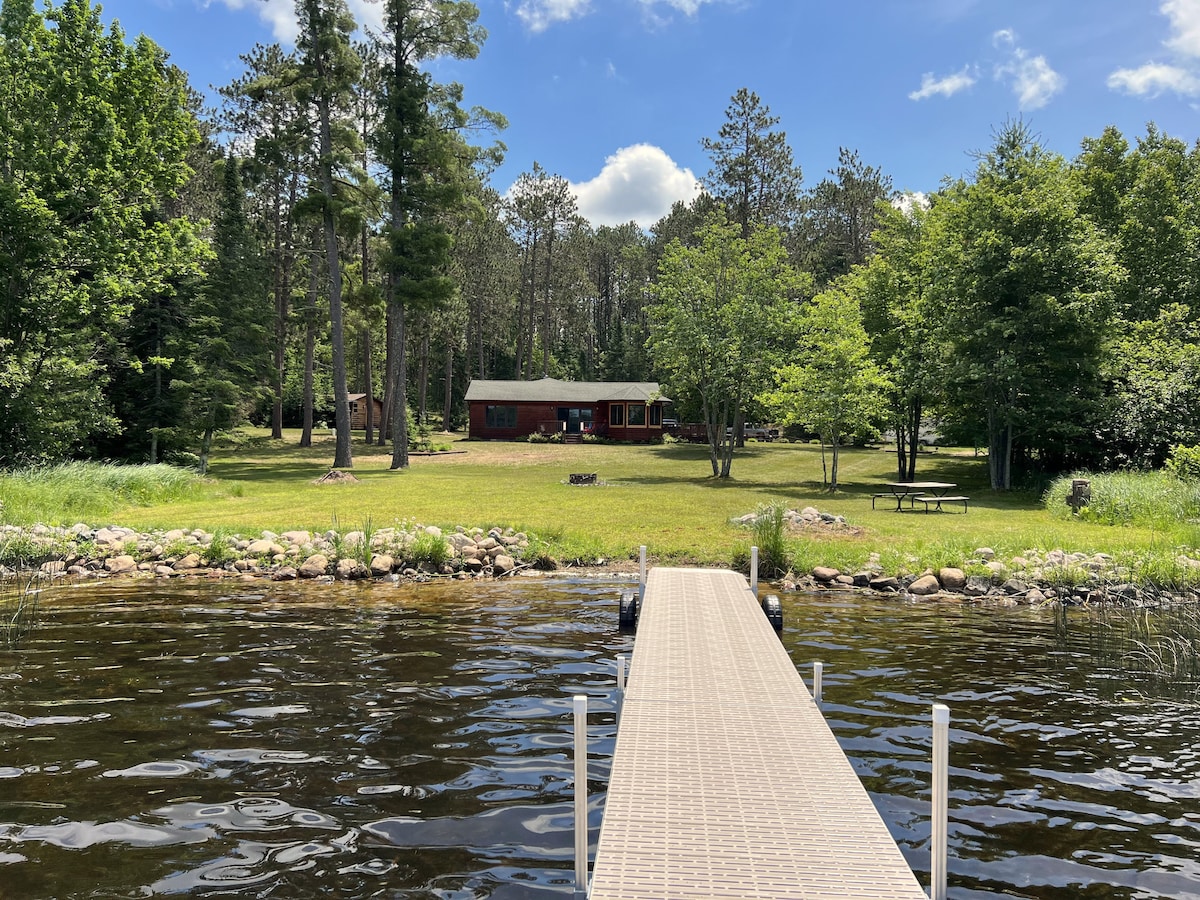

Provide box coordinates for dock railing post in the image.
[931,703,950,900]
[750,546,759,595]
[574,694,588,899]
[812,661,823,703]
[638,545,647,602]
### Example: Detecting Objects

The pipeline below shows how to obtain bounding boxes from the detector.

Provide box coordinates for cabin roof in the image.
[465,378,669,404]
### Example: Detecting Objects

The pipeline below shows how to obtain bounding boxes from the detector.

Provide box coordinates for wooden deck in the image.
[589,567,927,899]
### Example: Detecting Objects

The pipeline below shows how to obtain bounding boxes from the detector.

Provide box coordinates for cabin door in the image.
[557,407,593,433]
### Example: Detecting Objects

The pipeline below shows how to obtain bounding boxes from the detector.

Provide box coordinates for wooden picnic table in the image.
[875,481,958,511]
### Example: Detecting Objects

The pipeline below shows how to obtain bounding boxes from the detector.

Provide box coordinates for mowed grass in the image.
[57,429,1194,571]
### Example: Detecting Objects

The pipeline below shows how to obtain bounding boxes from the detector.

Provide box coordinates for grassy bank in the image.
[2,430,1193,575]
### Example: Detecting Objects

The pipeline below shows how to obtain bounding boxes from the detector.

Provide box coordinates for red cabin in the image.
[464,378,671,441]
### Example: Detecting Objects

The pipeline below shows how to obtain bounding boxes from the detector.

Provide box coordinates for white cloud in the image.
[1108,62,1200,96]
[570,144,701,228]
[1163,0,1200,57]
[206,0,384,44]
[1107,1,1200,100]
[637,0,731,14]
[908,66,976,101]
[992,29,1065,109]
[515,0,591,32]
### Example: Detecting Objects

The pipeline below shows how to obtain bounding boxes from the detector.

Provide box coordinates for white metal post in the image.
[616,655,626,693]
[931,703,950,900]
[638,545,647,602]
[812,661,823,703]
[750,546,759,595]
[574,694,589,899]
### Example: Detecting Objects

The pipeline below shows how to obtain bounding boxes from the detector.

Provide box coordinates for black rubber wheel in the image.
[761,594,783,632]
[618,589,639,631]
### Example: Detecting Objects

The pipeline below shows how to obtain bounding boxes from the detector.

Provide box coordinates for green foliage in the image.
[408,530,449,568]
[750,502,789,578]
[763,277,889,491]
[0,569,44,649]
[1167,445,1200,481]
[1045,471,1200,527]
[648,216,809,477]
[927,121,1118,489]
[0,0,205,465]
[0,462,207,524]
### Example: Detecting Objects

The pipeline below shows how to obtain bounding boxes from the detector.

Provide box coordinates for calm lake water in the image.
[1,577,1198,898]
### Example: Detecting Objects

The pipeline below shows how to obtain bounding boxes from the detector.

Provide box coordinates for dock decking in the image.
[589,567,927,899]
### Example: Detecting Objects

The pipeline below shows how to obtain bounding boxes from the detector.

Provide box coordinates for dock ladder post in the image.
[750,546,758,595]
[573,694,589,899]
[931,703,950,900]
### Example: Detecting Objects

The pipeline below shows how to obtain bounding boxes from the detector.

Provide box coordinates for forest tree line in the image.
[1,0,1197,490]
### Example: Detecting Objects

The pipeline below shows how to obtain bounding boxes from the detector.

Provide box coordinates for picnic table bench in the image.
[873,481,959,511]
[913,494,969,513]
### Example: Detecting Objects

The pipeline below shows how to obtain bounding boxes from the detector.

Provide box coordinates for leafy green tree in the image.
[928,122,1119,489]
[859,200,936,481]
[764,282,889,491]
[1099,305,1200,468]
[701,88,802,239]
[648,216,805,477]
[0,0,204,465]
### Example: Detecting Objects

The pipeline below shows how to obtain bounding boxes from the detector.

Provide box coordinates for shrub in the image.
[408,530,449,568]
[1166,445,1200,481]
[1044,471,1200,527]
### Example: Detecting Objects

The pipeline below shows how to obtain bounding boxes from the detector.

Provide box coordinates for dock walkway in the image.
[589,567,927,899]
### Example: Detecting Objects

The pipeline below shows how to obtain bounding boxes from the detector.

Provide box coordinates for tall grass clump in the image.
[1045,471,1200,527]
[0,462,207,525]
[731,502,791,578]
[1,570,46,648]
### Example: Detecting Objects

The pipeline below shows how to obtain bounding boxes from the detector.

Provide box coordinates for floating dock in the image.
[589,567,928,899]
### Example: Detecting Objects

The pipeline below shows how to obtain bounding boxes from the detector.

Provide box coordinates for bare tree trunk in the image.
[363,327,374,444]
[300,252,317,448]
[443,343,454,431]
[417,330,429,424]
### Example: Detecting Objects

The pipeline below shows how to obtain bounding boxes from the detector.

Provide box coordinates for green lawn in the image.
[90,430,1191,573]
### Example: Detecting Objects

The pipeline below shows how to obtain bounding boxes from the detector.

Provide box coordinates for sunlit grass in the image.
[0,433,1192,572]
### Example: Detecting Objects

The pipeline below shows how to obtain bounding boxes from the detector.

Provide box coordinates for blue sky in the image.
[95,0,1200,228]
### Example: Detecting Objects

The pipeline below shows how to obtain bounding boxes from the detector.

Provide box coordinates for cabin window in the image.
[628,404,646,426]
[649,405,662,426]
[485,405,518,428]
[610,403,625,426]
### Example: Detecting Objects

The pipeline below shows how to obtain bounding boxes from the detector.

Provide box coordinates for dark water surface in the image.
[1,579,1198,898]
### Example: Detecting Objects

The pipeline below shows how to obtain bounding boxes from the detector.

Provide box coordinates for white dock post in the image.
[750,546,759,595]
[616,655,626,693]
[812,661,823,703]
[638,546,647,602]
[931,703,950,900]
[574,694,589,899]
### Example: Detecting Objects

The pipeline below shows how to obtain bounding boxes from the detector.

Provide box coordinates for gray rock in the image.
[281,530,311,545]
[908,574,941,595]
[105,555,137,574]
[271,566,298,581]
[335,558,368,580]
[869,576,900,592]
[369,554,394,576]
[835,575,855,586]
[1026,589,1047,604]
[850,572,872,587]
[1001,579,1031,595]
[976,547,996,560]
[812,566,840,583]
[247,539,283,556]
[299,555,329,578]
[938,567,967,591]
[493,554,516,576]
[963,575,991,597]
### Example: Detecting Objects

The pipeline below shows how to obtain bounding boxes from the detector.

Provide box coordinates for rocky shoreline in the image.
[1,518,1196,606]
[0,522,538,583]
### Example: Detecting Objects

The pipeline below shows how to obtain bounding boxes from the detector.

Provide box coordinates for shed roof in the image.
[465,378,669,404]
